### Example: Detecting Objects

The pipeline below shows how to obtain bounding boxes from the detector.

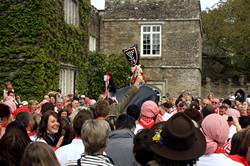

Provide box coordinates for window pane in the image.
[141,25,161,56]
[143,34,150,44]
[153,34,160,42]
[64,0,79,26]
[153,26,160,32]
[143,26,150,32]
[143,34,150,54]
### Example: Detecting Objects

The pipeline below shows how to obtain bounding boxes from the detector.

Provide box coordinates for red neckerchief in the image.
[138,117,155,129]
[27,131,35,137]
[228,155,249,166]
[215,146,226,154]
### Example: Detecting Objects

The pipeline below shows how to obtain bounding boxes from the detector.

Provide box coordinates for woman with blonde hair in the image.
[20,142,60,166]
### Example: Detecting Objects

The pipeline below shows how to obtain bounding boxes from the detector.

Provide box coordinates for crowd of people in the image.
[0,81,250,166]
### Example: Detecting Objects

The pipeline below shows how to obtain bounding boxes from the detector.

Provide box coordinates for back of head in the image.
[201,105,214,118]
[0,103,10,119]
[161,101,173,109]
[222,99,232,108]
[184,108,203,126]
[115,114,135,130]
[230,128,248,155]
[105,115,117,131]
[0,121,31,166]
[30,113,42,132]
[239,116,250,129]
[15,111,32,128]
[73,110,93,136]
[41,102,55,114]
[133,129,154,166]
[20,142,60,166]
[81,119,111,155]
[95,100,110,118]
[140,100,159,118]
[201,113,229,154]
[60,118,75,146]
[238,128,250,157]
[126,104,140,120]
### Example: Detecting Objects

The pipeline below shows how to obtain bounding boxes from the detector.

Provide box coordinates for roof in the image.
[104,0,201,20]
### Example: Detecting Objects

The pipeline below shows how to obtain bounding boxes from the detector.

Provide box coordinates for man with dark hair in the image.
[56,110,93,166]
[159,101,174,121]
[222,99,240,118]
[95,100,111,119]
[106,114,136,166]
[201,105,214,118]
[15,111,32,129]
[126,104,140,120]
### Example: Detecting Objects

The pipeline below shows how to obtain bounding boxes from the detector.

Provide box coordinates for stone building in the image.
[89,0,202,97]
[0,0,89,99]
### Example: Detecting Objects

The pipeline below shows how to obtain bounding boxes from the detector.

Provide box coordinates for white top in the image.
[162,112,173,121]
[134,123,144,135]
[228,125,237,139]
[197,153,244,166]
[66,154,113,166]
[34,137,47,144]
[55,138,85,166]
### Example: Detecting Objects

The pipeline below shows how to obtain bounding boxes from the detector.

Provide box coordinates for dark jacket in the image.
[109,86,139,116]
[105,129,136,166]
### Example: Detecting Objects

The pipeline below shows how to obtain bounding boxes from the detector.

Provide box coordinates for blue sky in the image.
[90,0,221,10]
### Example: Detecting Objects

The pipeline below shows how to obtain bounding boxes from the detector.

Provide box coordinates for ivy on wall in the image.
[0,0,90,100]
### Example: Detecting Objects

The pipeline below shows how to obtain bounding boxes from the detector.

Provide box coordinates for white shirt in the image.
[134,123,144,135]
[34,137,47,144]
[197,153,243,166]
[55,138,85,166]
[228,125,237,139]
[162,112,173,121]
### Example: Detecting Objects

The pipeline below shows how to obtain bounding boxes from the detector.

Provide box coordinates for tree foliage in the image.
[85,52,131,99]
[202,0,250,80]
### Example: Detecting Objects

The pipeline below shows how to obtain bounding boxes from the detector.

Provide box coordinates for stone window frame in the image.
[89,35,96,52]
[64,0,79,26]
[140,24,162,57]
[59,63,77,96]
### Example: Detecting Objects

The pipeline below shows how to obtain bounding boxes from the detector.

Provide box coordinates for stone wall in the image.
[104,0,200,19]
[88,6,101,51]
[202,77,250,98]
[98,0,202,97]
[144,68,201,97]
[101,20,202,96]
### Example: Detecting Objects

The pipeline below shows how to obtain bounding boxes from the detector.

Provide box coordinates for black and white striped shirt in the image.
[66,154,114,166]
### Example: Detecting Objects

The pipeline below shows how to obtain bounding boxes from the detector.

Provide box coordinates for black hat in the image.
[148,112,206,161]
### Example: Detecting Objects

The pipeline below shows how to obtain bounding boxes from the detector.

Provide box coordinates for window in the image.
[89,36,96,51]
[59,65,76,95]
[64,0,79,26]
[140,25,161,57]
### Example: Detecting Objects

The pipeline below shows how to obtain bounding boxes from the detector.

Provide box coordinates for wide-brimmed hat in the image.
[148,112,206,161]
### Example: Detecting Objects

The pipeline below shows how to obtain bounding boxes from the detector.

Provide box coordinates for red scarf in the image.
[215,146,226,154]
[138,117,155,129]
[228,155,249,166]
